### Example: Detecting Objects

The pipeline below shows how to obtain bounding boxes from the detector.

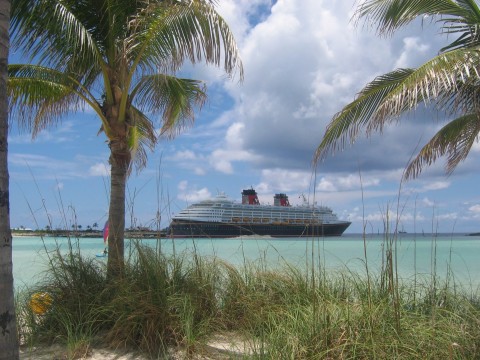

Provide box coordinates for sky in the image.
[7,0,480,234]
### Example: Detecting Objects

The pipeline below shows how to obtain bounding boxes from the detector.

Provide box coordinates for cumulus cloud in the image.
[171,0,466,193]
[9,120,79,144]
[469,204,480,214]
[394,37,430,68]
[89,162,110,177]
[422,197,435,207]
[421,181,450,192]
[177,181,212,203]
[316,174,381,192]
[205,0,462,180]
[172,150,198,161]
[9,153,78,178]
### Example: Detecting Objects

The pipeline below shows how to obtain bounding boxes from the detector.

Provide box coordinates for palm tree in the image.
[315,0,480,180]
[0,0,19,358]
[8,0,243,278]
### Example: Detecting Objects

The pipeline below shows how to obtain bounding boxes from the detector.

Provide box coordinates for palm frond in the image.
[314,68,414,161]
[8,64,105,137]
[356,0,469,34]
[131,73,207,137]
[356,0,480,52]
[11,0,103,75]
[127,0,243,79]
[127,107,157,172]
[374,49,480,119]
[314,48,480,163]
[404,113,480,178]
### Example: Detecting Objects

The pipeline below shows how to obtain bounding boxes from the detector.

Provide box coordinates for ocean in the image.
[12,233,480,291]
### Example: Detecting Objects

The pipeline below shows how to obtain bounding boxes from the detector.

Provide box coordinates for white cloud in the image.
[315,174,381,192]
[210,155,234,174]
[177,180,188,191]
[193,167,207,176]
[177,181,212,203]
[421,181,450,191]
[172,150,197,161]
[9,121,79,144]
[258,169,312,193]
[394,37,430,68]
[208,148,258,174]
[89,163,110,177]
[437,212,458,221]
[422,197,435,207]
[468,204,480,214]
[206,0,455,182]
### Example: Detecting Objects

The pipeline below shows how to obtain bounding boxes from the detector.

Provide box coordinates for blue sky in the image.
[8,0,480,234]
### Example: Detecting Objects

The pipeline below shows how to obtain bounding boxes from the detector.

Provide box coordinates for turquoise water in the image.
[12,233,480,291]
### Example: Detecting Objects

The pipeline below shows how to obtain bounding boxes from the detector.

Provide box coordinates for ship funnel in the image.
[242,189,260,205]
[274,193,290,207]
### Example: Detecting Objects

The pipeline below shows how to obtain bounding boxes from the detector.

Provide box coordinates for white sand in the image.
[20,344,147,360]
[19,332,258,359]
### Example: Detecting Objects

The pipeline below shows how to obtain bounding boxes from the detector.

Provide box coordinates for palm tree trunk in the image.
[0,0,19,358]
[107,139,128,278]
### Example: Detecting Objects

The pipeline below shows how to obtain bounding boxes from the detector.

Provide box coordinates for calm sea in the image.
[12,233,480,291]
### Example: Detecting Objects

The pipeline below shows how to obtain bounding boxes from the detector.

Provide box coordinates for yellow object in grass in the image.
[29,292,52,315]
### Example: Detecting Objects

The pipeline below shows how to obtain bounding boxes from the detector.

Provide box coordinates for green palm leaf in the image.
[11,0,103,75]
[405,113,480,178]
[127,107,157,172]
[355,0,480,36]
[315,47,480,159]
[129,0,243,77]
[131,74,207,137]
[317,0,480,179]
[315,68,415,159]
[8,64,105,136]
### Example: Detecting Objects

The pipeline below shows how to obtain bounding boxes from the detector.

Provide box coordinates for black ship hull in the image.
[168,220,351,238]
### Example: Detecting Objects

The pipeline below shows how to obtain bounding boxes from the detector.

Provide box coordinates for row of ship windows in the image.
[181,210,335,220]
[229,217,325,224]
[176,215,326,225]
[191,203,333,213]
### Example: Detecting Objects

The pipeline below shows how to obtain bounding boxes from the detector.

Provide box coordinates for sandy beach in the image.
[19,333,255,359]
[21,345,148,360]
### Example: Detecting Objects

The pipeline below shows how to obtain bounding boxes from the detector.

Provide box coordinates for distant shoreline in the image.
[12,230,480,239]
[12,229,167,239]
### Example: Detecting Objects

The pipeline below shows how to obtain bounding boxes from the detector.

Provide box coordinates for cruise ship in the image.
[167,189,351,238]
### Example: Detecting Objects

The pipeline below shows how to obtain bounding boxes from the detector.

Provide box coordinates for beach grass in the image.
[16,238,480,359]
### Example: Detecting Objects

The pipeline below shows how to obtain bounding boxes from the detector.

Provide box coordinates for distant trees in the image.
[315,0,480,180]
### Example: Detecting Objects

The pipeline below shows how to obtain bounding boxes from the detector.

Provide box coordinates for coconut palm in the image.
[314,0,480,180]
[8,0,243,277]
[0,0,19,358]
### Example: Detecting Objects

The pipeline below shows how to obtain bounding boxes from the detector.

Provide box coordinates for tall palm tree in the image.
[0,0,19,358]
[315,0,480,180]
[8,0,243,277]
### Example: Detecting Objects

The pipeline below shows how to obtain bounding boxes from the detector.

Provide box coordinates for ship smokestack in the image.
[274,193,290,207]
[242,189,260,205]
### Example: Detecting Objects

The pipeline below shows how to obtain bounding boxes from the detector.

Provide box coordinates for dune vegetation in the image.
[15,237,480,359]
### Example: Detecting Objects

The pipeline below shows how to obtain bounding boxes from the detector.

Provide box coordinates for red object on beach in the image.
[103,221,109,244]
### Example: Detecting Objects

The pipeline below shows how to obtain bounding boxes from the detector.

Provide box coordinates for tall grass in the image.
[16,237,480,359]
